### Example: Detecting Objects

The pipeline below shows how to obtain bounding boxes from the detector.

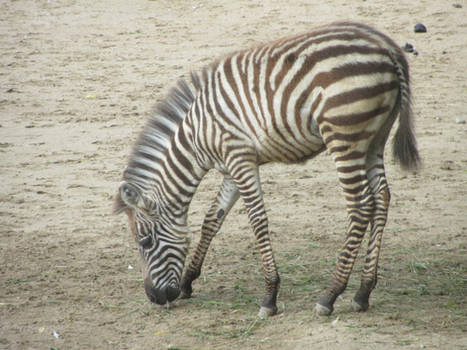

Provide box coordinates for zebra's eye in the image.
[138,235,152,248]
[120,182,143,209]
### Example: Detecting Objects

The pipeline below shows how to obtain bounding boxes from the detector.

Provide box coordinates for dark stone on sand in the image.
[403,43,414,53]
[414,23,427,33]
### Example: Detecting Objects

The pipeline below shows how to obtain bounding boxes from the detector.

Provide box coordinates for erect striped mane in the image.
[121,78,198,187]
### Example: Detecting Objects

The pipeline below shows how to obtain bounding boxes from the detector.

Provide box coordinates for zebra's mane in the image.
[121,77,198,187]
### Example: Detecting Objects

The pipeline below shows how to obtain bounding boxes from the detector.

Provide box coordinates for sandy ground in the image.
[1,0,466,349]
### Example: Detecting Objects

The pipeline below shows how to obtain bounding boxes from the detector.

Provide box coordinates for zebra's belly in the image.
[254,116,325,164]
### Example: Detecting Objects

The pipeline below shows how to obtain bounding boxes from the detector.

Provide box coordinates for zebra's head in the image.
[115,181,188,305]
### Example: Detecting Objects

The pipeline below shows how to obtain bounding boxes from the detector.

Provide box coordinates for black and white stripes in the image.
[115,22,419,316]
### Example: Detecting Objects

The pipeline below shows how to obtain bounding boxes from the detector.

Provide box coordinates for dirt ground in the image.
[1,0,466,349]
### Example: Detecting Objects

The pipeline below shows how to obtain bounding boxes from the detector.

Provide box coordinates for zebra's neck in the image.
[157,120,207,222]
[122,79,207,224]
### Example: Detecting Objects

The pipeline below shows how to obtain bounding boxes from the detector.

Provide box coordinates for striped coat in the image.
[115,22,419,318]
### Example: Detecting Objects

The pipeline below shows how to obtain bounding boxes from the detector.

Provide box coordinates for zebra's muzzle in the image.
[144,277,180,305]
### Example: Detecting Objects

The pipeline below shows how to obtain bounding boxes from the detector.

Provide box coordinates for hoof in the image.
[179,290,192,299]
[179,282,193,299]
[351,299,369,312]
[257,306,277,319]
[315,303,333,316]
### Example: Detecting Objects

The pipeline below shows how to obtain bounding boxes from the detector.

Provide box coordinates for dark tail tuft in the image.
[391,50,420,171]
[392,95,420,171]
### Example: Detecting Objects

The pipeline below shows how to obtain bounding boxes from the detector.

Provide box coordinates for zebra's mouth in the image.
[144,278,180,305]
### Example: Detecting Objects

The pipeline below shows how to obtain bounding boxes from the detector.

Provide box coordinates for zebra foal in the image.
[114,22,420,318]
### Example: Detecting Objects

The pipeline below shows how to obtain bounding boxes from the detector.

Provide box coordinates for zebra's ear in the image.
[114,182,146,213]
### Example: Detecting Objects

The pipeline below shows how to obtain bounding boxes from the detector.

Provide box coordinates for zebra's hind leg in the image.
[316,159,375,316]
[180,175,239,299]
[352,159,390,312]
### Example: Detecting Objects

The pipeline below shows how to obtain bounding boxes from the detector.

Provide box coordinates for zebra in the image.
[114,22,420,318]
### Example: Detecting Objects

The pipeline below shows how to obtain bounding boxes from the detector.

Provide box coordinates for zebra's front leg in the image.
[231,164,280,319]
[180,175,239,299]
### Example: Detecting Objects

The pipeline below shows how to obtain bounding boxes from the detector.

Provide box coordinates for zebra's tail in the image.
[392,52,421,171]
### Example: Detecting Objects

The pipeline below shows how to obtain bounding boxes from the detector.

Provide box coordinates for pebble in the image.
[403,43,414,53]
[455,118,465,124]
[402,43,418,56]
[414,23,427,33]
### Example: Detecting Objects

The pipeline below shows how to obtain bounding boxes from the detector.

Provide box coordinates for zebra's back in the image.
[191,22,408,165]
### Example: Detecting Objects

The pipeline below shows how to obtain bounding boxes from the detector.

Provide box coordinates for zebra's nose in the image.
[144,278,180,305]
